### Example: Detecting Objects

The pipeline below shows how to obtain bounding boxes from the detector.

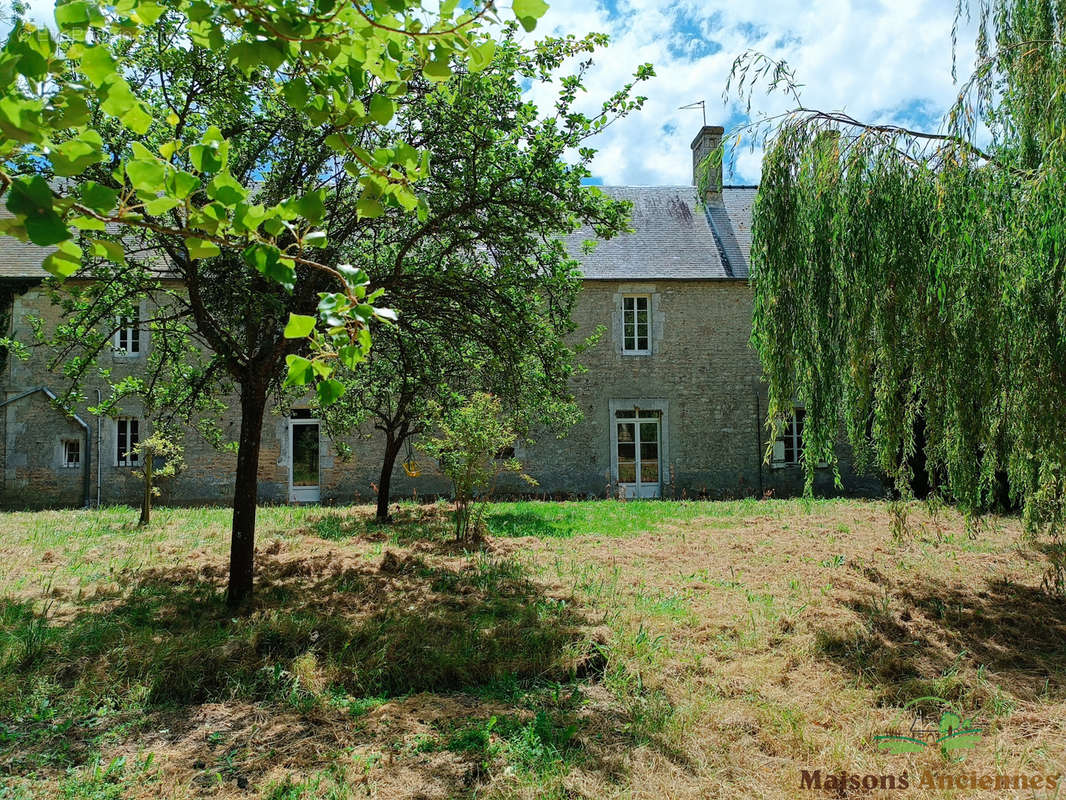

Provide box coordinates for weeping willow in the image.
[741,0,1066,587]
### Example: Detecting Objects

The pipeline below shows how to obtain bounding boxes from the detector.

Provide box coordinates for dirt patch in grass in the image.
[1,499,1064,798]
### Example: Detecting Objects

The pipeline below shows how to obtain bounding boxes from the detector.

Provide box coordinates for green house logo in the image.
[875,696,982,754]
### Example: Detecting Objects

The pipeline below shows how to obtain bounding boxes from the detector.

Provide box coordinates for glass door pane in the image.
[617,422,636,483]
[292,424,320,486]
[639,421,659,483]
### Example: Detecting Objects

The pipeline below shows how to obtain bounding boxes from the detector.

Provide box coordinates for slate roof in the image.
[564,185,756,281]
[0,185,759,282]
[0,211,49,280]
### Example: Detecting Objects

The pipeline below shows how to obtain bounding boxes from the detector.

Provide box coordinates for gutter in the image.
[0,386,93,509]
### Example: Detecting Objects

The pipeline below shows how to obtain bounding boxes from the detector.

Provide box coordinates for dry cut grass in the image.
[0,498,1063,799]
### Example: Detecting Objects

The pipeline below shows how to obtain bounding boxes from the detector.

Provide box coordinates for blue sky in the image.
[16,0,974,187]
[523,0,976,185]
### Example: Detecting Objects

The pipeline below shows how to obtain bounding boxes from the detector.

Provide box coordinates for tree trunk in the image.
[376,431,405,523]
[227,379,268,608]
[138,450,153,526]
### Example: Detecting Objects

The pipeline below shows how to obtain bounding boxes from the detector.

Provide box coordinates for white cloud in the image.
[12,0,975,187]
[520,0,978,185]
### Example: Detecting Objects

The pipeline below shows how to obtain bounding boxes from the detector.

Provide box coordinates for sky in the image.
[15,0,978,187]
[521,0,978,186]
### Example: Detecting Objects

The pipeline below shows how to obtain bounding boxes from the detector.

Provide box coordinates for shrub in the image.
[422,393,536,542]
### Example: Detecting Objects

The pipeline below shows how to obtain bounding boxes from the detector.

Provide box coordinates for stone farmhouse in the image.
[0,126,881,508]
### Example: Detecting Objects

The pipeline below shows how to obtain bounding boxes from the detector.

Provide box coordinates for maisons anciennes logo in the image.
[874,695,982,754]
[799,696,1063,794]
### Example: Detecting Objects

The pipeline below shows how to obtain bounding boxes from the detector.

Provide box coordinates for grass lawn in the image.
[0,499,1064,798]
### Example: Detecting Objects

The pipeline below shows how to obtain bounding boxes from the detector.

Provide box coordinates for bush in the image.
[422,393,536,542]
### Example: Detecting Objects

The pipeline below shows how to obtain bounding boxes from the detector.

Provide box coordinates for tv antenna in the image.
[679,100,707,127]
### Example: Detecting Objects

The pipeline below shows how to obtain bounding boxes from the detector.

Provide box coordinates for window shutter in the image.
[772,439,785,464]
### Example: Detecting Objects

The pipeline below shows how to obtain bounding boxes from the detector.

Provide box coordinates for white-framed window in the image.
[113,310,142,357]
[62,439,81,468]
[622,295,651,354]
[772,407,805,466]
[116,417,141,466]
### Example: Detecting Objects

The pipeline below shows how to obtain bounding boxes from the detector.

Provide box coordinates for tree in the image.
[2,0,537,364]
[17,4,541,606]
[728,1,1066,591]
[421,392,531,542]
[132,427,184,525]
[318,30,652,521]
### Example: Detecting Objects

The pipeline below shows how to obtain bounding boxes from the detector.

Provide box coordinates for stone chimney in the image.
[691,125,724,202]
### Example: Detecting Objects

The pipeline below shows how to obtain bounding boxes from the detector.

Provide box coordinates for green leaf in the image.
[6,176,70,246]
[283,313,317,339]
[304,230,327,248]
[49,88,91,129]
[468,40,496,72]
[316,379,345,406]
[337,264,368,285]
[233,203,266,233]
[70,215,106,231]
[186,238,220,259]
[283,354,315,387]
[42,240,82,278]
[79,182,119,214]
[143,196,182,215]
[50,129,105,176]
[168,171,201,199]
[55,0,90,30]
[121,102,153,135]
[206,171,247,206]
[512,0,549,30]
[242,243,294,291]
[338,344,365,369]
[369,95,395,126]
[79,45,117,86]
[374,306,398,322]
[131,1,164,24]
[126,158,167,195]
[295,189,326,224]
[283,78,310,109]
[357,195,383,219]
[89,238,126,264]
[423,51,452,82]
[189,129,228,174]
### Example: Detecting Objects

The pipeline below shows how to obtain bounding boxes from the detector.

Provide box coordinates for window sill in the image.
[621,351,652,357]
[770,462,829,470]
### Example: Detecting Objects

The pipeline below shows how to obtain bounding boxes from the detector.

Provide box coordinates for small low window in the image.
[621,295,651,355]
[772,407,805,466]
[116,417,141,466]
[62,439,81,468]
[114,310,142,357]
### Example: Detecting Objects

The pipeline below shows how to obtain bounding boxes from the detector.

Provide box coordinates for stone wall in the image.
[504,280,881,499]
[0,279,882,509]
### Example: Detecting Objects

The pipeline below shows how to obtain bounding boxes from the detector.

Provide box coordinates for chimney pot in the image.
[691,125,724,202]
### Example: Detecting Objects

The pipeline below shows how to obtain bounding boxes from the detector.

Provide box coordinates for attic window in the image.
[621,295,651,355]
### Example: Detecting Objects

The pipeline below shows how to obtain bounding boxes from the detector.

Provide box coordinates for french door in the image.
[615,410,661,498]
[289,417,321,503]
